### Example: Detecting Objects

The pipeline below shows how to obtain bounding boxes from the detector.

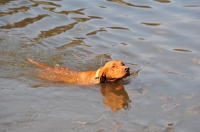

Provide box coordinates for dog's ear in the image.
[100,73,106,83]
[99,68,107,83]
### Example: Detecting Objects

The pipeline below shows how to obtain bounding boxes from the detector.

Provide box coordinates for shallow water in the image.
[0,0,200,131]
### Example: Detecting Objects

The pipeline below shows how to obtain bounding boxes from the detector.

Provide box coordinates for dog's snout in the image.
[124,67,130,72]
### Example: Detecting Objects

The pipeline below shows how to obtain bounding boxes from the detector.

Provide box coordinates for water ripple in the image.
[141,22,161,26]
[30,0,61,7]
[32,22,78,41]
[107,0,152,8]
[154,0,171,3]
[0,1,200,131]
[52,8,85,16]
[0,0,13,5]
[0,14,49,29]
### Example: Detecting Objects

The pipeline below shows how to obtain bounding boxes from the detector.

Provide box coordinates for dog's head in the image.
[99,60,130,83]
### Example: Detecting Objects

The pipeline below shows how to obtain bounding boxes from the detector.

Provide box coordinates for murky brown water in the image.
[1,0,200,131]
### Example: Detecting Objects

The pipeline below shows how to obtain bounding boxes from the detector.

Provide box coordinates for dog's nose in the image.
[124,67,130,72]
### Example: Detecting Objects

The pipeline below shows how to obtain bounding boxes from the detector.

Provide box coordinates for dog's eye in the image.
[112,65,115,68]
[121,62,125,66]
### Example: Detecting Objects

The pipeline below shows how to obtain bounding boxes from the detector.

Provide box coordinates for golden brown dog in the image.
[27,58,130,85]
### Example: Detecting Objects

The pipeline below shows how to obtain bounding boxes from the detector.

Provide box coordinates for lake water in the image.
[0,0,200,131]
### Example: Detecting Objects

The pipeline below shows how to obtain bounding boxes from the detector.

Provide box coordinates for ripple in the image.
[86,26,129,36]
[0,0,13,5]
[120,42,127,45]
[56,38,89,50]
[141,22,161,26]
[43,7,56,12]
[173,49,191,52]
[51,8,85,16]
[0,6,30,17]
[86,29,107,36]
[0,14,49,29]
[107,26,129,30]
[72,17,91,22]
[30,0,61,7]
[154,0,171,3]
[138,38,145,41]
[183,5,200,8]
[33,22,78,41]
[0,3,39,17]
[107,0,152,8]
[88,16,103,19]
[72,15,103,22]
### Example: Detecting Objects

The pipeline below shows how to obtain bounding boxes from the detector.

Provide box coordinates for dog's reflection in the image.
[100,81,131,113]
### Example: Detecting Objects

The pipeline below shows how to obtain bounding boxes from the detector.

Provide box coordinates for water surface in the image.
[0,0,200,131]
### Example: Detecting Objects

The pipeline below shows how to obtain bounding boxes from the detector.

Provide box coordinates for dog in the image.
[27,58,130,85]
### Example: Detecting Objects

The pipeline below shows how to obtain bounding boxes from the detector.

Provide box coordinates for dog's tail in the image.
[27,58,51,69]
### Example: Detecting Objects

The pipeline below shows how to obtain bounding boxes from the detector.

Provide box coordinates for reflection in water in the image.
[72,17,91,22]
[33,22,78,41]
[183,5,200,7]
[107,26,129,30]
[0,0,61,17]
[88,16,103,19]
[30,0,61,7]
[100,81,131,113]
[107,0,151,8]
[86,26,129,36]
[154,0,171,3]
[56,38,90,50]
[0,0,13,5]
[141,22,161,26]
[0,14,49,29]
[86,29,107,36]
[72,15,103,22]
[52,8,85,16]
[138,38,145,41]
[173,49,191,52]
[0,6,31,17]
[120,42,128,45]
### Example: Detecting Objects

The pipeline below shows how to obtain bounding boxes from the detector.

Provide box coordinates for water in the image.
[0,0,200,131]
